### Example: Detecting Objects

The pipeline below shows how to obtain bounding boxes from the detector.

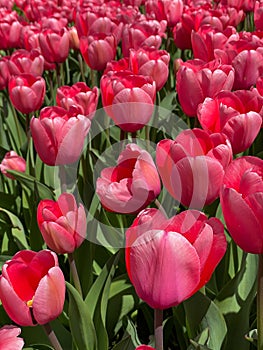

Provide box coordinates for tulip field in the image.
[1,0,263,349]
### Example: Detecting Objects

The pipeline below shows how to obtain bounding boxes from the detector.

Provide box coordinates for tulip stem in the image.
[68,253,83,298]
[154,309,163,350]
[43,323,63,350]
[258,254,263,350]
[154,199,167,218]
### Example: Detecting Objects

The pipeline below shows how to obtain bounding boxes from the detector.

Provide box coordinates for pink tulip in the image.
[220,156,263,254]
[8,74,46,114]
[37,193,87,254]
[0,151,26,179]
[96,143,161,214]
[0,250,65,326]
[197,90,263,154]
[176,59,234,117]
[8,49,44,76]
[156,129,232,208]
[100,70,156,132]
[80,33,117,71]
[122,19,167,57]
[254,1,263,31]
[126,208,227,309]
[39,28,70,64]
[145,0,183,27]
[30,106,91,166]
[136,346,155,350]
[0,56,10,90]
[0,12,23,50]
[56,82,99,120]
[129,47,170,91]
[0,325,24,350]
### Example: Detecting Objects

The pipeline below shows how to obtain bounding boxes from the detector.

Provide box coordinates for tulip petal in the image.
[33,266,65,325]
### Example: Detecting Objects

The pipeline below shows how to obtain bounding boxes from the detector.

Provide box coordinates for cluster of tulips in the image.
[0,0,263,349]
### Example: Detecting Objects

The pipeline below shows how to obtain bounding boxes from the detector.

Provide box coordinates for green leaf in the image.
[111,335,135,350]
[184,291,227,350]
[122,316,141,348]
[67,282,97,350]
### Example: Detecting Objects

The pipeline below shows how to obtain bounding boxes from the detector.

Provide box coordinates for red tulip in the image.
[122,19,167,57]
[145,0,183,27]
[31,106,91,166]
[126,208,226,309]
[129,47,170,91]
[254,1,263,31]
[0,12,23,50]
[0,325,24,350]
[100,71,156,132]
[96,143,161,214]
[8,49,44,76]
[37,193,87,254]
[56,82,99,120]
[8,73,45,114]
[39,28,70,64]
[136,346,155,350]
[176,59,234,117]
[0,250,65,326]
[197,90,263,154]
[80,33,117,71]
[0,151,26,179]
[220,156,263,254]
[156,129,232,208]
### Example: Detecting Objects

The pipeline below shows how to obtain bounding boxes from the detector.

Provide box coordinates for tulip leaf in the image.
[184,291,227,350]
[6,170,54,200]
[111,335,135,350]
[215,252,258,350]
[67,282,97,350]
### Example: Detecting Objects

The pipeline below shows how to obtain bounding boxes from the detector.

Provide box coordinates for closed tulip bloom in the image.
[0,151,26,179]
[0,325,24,350]
[100,71,156,132]
[96,143,161,214]
[8,49,44,76]
[80,33,117,71]
[0,250,65,326]
[220,156,263,254]
[254,1,263,31]
[156,129,232,208]
[197,90,263,154]
[39,28,70,64]
[129,47,170,91]
[56,83,99,120]
[126,208,227,309]
[30,106,91,166]
[145,0,183,27]
[176,59,234,117]
[8,73,45,114]
[37,193,87,254]
[0,56,10,90]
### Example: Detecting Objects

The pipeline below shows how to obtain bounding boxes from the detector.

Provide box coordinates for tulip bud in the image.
[0,151,26,179]
[37,193,87,254]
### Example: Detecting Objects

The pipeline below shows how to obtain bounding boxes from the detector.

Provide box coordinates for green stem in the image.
[258,254,263,350]
[59,165,67,193]
[42,323,63,350]
[68,252,83,298]
[154,199,167,218]
[78,53,86,82]
[154,309,163,350]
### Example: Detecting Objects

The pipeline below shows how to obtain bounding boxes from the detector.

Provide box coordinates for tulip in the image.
[0,250,65,326]
[197,90,263,154]
[39,28,70,64]
[0,15,22,50]
[0,151,26,179]
[56,82,99,120]
[136,346,155,350]
[30,106,91,166]
[96,143,161,214]
[100,70,156,132]
[0,325,24,350]
[80,33,117,71]
[126,208,227,309]
[0,56,10,90]
[37,193,87,254]
[8,73,45,114]
[122,19,167,57]
[254,1,263,31]
[129,47,170,91]
[156,129,232,208]
[220,156,263,254]
[175,59,234,117]
[8,49,44,77]
[145,0,183,27]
